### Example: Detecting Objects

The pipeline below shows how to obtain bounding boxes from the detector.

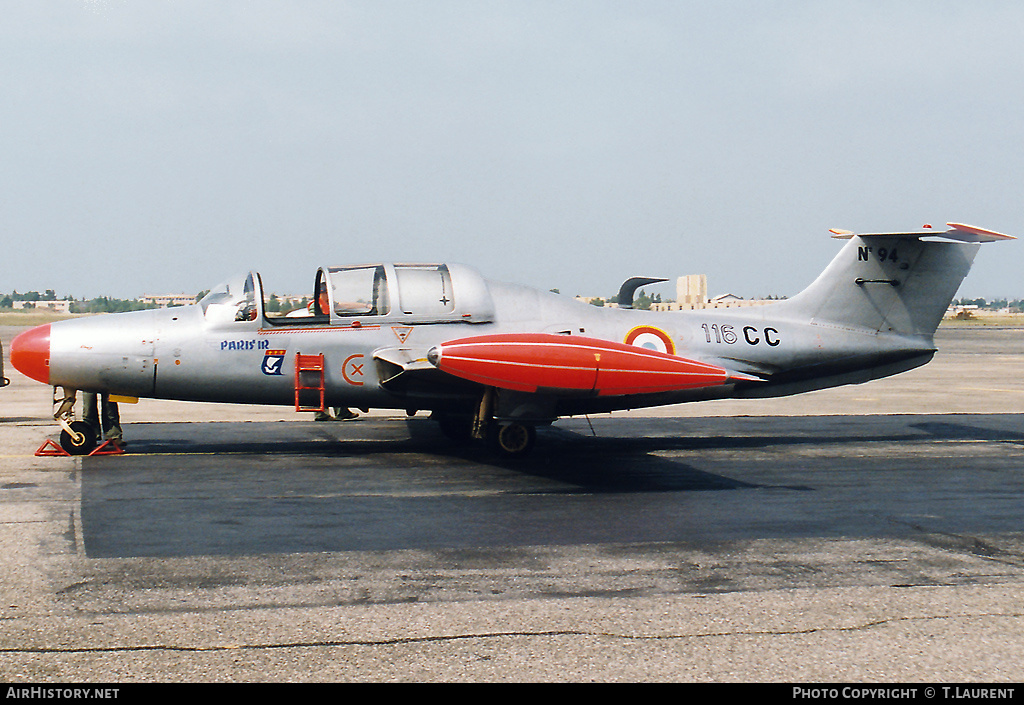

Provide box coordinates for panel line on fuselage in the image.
[257,325,384,334]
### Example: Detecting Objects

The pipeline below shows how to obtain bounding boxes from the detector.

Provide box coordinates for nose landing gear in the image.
[52,388,97,456]
[60,420,97,456]
[34,388,123,457]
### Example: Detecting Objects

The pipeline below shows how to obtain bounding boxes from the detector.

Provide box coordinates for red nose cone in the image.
[10,324,51,384]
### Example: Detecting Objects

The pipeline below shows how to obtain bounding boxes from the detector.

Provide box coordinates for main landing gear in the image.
[433,388,540,458]
[433,413,538,458]
[487,421,537,457]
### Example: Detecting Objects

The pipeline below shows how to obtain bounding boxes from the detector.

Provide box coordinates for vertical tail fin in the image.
[782,224,1013,339]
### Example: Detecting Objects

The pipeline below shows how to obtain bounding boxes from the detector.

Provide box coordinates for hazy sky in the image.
[2,1,1022,301]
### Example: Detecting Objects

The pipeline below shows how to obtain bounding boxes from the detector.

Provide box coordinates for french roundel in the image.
[624,326,676,356]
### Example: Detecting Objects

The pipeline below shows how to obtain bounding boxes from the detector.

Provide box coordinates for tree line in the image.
[1,290,158,313]
[954,298,1024,311]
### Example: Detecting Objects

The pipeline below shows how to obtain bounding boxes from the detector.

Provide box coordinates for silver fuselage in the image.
[43,260,940,416]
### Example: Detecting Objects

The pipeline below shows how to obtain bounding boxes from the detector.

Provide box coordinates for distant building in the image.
[706,293,768,308]
[650,275,773,311]
[676,274,707,306]
[12,299,71,313]
[138,294,198,308]
[575,272,776,312]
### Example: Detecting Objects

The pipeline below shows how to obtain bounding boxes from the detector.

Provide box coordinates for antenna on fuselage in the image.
[617,277,668,309]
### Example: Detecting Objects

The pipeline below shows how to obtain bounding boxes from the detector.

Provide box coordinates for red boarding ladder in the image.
[294,353,326,412]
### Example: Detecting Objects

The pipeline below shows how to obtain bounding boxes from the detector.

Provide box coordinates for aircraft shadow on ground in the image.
[87,418,802,493]
[74,415,1024,558]
[75,419,776,558]
[79,414,1024,497]
[909,419,1024,445]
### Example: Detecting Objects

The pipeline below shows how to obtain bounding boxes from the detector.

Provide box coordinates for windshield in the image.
[200,272,257,323]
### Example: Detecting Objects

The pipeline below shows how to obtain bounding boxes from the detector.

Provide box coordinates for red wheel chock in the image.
[34,439,67,457]
[34,439,126,457]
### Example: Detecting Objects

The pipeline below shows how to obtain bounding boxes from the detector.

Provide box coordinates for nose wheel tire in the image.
[60,421,97,456]
[488,422,536,457]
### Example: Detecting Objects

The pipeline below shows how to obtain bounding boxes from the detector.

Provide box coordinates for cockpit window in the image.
[255,262,494,327]
[326,266,390,316]
[394,265,454,315]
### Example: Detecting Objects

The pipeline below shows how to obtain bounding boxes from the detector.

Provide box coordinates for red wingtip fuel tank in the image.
[428,333,733,396]
[10,324,51,385]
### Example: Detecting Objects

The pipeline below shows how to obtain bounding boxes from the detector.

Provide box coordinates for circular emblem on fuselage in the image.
[624,326,676,356]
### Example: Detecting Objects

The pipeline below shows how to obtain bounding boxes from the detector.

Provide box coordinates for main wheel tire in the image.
[488,422,536,457]
[60,421,97,456]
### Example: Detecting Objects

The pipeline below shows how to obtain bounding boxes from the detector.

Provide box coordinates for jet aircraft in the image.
[10,223,1014,456]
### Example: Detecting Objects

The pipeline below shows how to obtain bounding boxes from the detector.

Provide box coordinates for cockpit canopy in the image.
[202,263,494,327]
[200,272,259,325]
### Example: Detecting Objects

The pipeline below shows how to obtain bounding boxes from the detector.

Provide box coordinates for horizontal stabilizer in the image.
[830,222,1014,243]
[428,333,757,396]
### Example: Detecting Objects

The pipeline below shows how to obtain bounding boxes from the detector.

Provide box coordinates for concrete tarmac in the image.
[1,324,1024,682]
